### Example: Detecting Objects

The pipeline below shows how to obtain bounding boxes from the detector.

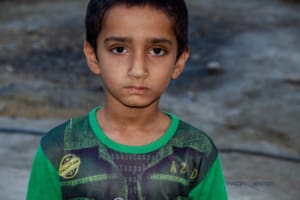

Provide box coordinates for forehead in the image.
[100,5,176,40]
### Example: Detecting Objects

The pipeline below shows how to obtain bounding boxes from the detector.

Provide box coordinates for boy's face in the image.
[84,5,189,108]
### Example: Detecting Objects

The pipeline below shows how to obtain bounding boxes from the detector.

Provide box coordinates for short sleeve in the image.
[188,154,228,200]
[26,145,62,200]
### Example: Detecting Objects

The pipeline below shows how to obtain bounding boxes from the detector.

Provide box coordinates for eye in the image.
[111,46,127,54]
[150,48,166,56]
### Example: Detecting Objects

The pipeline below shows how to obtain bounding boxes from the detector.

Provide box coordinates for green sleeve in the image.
[189,155,228,200]
[26,145,62,200]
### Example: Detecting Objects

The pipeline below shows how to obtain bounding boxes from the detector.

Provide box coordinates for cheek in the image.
[99,58,124,76]
[101,70,121,86]
[151,70,173,88]
[152,63,175,81]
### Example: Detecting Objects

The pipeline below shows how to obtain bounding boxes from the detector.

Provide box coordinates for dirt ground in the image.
[0,0,300,199]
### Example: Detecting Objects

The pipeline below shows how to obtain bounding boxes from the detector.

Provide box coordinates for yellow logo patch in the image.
[59,154,81,179]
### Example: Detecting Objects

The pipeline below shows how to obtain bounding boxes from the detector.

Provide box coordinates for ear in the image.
[83,41,101,75]
[171,49,189,80]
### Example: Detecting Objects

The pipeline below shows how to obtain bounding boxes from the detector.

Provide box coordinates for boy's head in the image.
[85,0,189,58]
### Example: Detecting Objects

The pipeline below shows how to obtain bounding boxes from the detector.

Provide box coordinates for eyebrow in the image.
[104,37,132,44]
[104,36,173,46]
[149,38,173,46]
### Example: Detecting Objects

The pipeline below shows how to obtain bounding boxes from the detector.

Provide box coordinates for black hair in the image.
[85,0,189,58]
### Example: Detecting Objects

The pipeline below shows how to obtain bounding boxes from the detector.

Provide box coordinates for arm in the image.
[26,145,62,200]
[188,155,228,200]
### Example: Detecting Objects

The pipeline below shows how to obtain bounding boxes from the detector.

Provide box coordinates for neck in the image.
[100,102,161,129]
[95,91,174,146]
[96,98,170,146]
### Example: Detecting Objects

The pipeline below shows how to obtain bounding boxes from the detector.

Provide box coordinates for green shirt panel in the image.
[189,155,228,200]
[26,145,62,200]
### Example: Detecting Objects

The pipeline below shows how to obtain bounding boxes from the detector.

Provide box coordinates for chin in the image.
[122,98,159,109]
[123,102,153,109]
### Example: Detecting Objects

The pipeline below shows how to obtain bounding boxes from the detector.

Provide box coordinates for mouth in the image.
[125,85,149,94]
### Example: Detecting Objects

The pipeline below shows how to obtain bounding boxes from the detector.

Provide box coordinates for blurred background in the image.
[0,0,299,199]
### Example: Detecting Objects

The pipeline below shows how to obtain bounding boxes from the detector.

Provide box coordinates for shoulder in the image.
[39,119,69,168]
[168,119,220,182]
[170,119,218,158]
[40,115,91,167]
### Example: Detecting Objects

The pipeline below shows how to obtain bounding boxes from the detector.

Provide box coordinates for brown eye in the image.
[150,48,166,56]
[111,46,127,54]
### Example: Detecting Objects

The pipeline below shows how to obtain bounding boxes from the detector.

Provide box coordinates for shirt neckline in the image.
[89,107,179,154]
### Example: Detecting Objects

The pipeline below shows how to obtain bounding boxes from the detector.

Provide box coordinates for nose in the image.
[127,51,148,79]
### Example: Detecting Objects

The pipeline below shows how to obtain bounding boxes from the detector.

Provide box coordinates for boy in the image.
[26,0,227,199]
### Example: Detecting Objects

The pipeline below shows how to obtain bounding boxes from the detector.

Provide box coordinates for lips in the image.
[125,85,149,94]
